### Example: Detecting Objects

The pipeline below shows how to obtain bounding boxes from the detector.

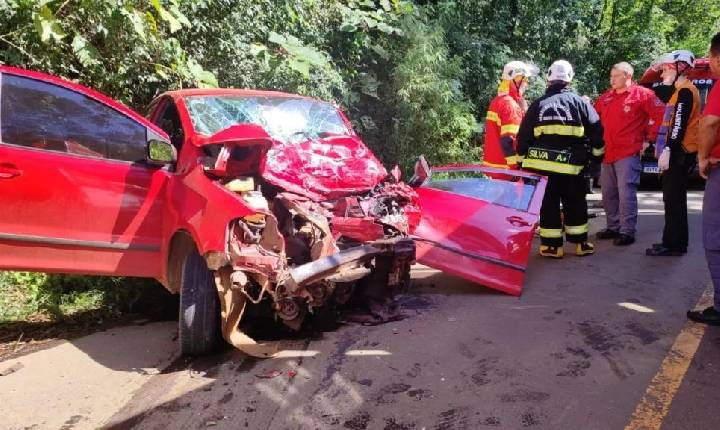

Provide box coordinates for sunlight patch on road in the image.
[274,350,320,358]
[345,349,392,356]
[618,302,655,313]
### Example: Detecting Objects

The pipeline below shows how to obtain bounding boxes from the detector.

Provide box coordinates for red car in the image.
[0,66,546,356]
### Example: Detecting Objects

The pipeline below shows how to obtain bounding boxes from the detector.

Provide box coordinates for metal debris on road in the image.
[255,369,282,379]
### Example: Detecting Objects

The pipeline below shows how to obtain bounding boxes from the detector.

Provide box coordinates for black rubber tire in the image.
[179,248,220,356]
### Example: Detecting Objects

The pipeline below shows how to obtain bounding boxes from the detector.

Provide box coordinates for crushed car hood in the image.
[262,135,388,201]
[200,127,388,201]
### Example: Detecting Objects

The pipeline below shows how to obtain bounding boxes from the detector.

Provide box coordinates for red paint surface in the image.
[413,166,547,296]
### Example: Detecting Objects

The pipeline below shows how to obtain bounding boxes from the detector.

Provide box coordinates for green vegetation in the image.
[0,1,718,322]
[0,272,160,323]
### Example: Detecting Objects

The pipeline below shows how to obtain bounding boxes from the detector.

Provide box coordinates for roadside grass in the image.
[0,272,178,360]
[0,272,168,323]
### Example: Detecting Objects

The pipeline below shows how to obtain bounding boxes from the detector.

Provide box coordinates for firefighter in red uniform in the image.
[483,61,538,172]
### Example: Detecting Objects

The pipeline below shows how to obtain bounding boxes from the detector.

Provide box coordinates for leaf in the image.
[33,5,66,43]
[71,35,100,67]
[287,58,310,78]
[340,23,358,32]
[187,58,218,88]
[249,43,268,56]
[357,72,380,98]
[170,4,191,28]
[151,0,182,33]
[125,9,147,41]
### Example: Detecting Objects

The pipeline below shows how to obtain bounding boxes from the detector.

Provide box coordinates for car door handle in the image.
[506,215,530,227]
[0,163,23,179]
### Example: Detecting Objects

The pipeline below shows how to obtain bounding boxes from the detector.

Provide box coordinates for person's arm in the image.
[516,102,537,162]
[699,114,720,178]
[581,99,605,161]
[667,88,694,152]
[653,84,675,103]
[498,101,523,165]
[642,91,663,143]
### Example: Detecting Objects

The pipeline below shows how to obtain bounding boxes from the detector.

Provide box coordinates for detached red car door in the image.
[413,165,547,296]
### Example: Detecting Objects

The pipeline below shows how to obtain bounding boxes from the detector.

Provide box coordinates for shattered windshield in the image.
[184,96,351,143]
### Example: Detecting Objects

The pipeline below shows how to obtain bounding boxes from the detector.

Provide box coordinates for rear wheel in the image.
[179,248,221,356]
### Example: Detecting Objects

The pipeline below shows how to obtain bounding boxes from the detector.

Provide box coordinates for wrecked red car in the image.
[0,66,546,357]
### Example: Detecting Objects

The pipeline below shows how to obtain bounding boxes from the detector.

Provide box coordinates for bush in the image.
[0,272,160,323]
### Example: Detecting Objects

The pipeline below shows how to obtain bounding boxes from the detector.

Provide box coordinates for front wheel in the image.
[179,248,221,356]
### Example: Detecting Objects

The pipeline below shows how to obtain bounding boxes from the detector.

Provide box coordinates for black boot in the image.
[687,306,720,326]
[613,234,635,246]
[596,229,620,240]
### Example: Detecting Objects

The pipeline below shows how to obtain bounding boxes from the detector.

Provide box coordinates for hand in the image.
[699,157,720,179]
[658,147,671,172]
[641,141,650,154]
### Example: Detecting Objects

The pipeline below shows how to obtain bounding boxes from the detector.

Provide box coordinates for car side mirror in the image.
[408,155,431,188]
[147,139,177,165]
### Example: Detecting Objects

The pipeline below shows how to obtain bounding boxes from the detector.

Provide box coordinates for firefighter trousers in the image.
[539,172,588,247]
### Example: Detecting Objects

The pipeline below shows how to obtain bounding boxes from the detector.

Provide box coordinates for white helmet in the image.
[501,61,539,81]
[547,60,575,83]
[655,49,695,69]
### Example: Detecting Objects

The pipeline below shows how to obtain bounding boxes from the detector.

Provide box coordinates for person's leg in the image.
[688,167,720,324]
[651,153,687,255]
[600,161,620,236]
[539,174,564,256]
[615,155,641,242]
[561,174,592,254]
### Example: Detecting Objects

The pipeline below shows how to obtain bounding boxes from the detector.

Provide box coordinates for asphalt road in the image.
[1,190,718,430]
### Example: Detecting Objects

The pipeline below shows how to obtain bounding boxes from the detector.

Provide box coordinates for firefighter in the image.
[517,60,605,258]
[646,50,700,256]
[482,61,538,172]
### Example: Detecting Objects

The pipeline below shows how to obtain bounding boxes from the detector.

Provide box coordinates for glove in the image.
[658,147,671,172]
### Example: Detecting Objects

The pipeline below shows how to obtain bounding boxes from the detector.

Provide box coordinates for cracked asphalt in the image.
[2,190,718,430]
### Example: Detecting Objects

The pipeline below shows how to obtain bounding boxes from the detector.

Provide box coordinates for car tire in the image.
[179,247,221,356]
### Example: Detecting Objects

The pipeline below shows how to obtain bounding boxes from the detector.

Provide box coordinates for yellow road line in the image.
[624,285,714,430]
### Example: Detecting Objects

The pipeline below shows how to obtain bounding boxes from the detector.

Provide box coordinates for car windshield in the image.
[183,95,351,143]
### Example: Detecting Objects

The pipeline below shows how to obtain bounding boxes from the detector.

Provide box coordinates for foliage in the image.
[0,0,217,107]
[0,271,160,322]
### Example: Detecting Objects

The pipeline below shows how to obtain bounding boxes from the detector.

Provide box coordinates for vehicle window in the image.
[425,170,539,212]
[155,100,184,150]
[1,74,147,162]
[183,96,351,144]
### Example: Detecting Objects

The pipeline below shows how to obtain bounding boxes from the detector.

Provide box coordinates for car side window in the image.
[155,100,184,150]
[1,74,147,162]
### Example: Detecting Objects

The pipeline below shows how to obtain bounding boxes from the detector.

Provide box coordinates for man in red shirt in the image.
[688,32,720,325]
[594,62,662,246]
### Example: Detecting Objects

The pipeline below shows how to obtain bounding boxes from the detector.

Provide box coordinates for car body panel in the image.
[413,165,547,296]
[0,67,170,277]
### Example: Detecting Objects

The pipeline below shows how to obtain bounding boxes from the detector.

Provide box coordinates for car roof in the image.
[0,65,167,137]
[161,88,320,101]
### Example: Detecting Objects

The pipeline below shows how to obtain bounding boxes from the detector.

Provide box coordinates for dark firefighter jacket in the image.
[517,84,605,175]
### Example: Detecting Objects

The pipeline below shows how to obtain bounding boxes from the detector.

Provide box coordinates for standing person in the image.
[688,33,720,324]
[646,50,701,256]
[483,61,538,173]
[595,62,662,246]
[517,60,605,258]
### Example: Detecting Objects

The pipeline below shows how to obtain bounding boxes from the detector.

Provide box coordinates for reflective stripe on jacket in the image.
[517,84,604,175]
[483,91,524,168]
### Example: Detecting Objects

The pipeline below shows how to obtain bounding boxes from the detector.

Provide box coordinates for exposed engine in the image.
[203,139,420,356]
